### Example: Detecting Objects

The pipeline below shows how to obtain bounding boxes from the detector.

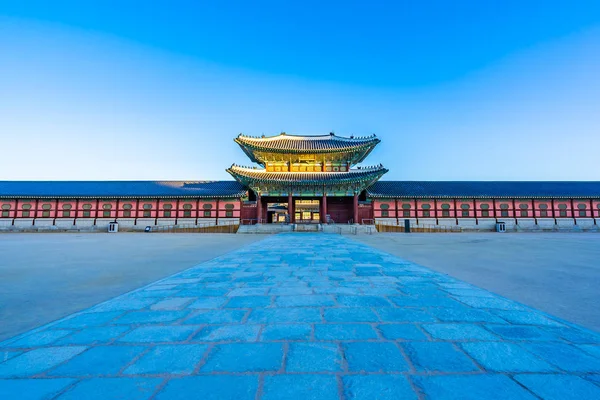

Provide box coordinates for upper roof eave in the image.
[234,133,381,161]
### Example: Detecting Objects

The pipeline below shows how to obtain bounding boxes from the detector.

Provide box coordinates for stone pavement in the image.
[1,233,600,400]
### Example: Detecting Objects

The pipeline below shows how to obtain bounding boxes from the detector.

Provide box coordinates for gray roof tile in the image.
[367,181,600,198]
[0,181,248,198]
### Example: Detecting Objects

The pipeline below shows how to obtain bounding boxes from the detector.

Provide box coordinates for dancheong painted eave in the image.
[227,164,388,185]
[0,181,248,199]
[234,132,380,164]
[367,181,600,199]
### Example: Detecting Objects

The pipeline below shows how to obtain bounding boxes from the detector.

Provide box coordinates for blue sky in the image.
[1,1,599,181]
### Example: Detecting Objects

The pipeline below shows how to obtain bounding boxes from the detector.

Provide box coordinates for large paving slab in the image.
[0,233,262,341]
[1,233,600,399]
[356,233,600,331]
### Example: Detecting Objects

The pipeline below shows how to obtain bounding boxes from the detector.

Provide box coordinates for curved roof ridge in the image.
[229,164,387,174]
[237,132,378,142]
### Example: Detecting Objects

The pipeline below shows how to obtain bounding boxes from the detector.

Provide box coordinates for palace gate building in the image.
[1,133,600,231]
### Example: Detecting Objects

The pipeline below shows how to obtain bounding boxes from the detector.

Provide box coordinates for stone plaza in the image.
[1,233,600,399]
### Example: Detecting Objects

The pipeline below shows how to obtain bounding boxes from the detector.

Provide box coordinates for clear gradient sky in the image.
[1,1,599,181]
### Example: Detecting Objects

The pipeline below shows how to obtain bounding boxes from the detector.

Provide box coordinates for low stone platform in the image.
[1,233,599,399]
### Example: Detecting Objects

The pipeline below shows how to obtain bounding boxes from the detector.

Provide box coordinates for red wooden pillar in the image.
[195,198,200,225]
[74,198,79,226]
[54,198,59,226]
[134,199,140,226]
[288,192,294,223]
[94,199,99,226]
[257,193,262,223]
[155,198,160,226]
[32,199,39,226]
[453,198,458,225]
[414,198,419,225]
[353,193,359,224]
[322,194,327,223]
[216,198,220,226]
[12,199,18,226]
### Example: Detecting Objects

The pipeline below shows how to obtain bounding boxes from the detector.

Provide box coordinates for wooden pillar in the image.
[94,199,99,226]
[257,193,262,223]
[434,198,438,225]
[414,198,419,225]
[53,198,59,226]
[551,199,556,224]
[492,198,497,222]
[395,198,399,225]
[74,198,79,226]
[216,198,220,226]
[322,194,327,223]
[195,198,200,225]
[453,198,458,225]
[353,193,359,224]
[571,198,576,224]
[12,199,18,226]
[155,198,160,226]
[32,199,39,226]
[115,199,120,223]
[288,192,294,223]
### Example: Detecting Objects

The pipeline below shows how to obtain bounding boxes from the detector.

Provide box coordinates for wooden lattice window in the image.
[82,204,92,217]
[203,203,213,217]
[380,204,390,217]
[539,204,548,217]
[577,204,587,217]
[519,204,529,217]
[123,204,132,218]
[480,204,490,217]
[61,204,72,218]
[461,204,470,217]
[225,203,235,218]
[40,204,52,218]
[402,204,411,217]
[1,204,10,217]
[22,204,31,217]
[143,204,152,218]
[163,204,173,218]
[558,204,568,217]
[183,204,193,217]
[500,204,509,217]
[441,203,450,217]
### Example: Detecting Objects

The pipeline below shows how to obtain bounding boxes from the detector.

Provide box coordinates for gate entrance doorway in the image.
[294,199,320,224]
[266,202,289,223]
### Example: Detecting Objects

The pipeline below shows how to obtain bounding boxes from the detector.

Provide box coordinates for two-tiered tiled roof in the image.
[234,133,380,165]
